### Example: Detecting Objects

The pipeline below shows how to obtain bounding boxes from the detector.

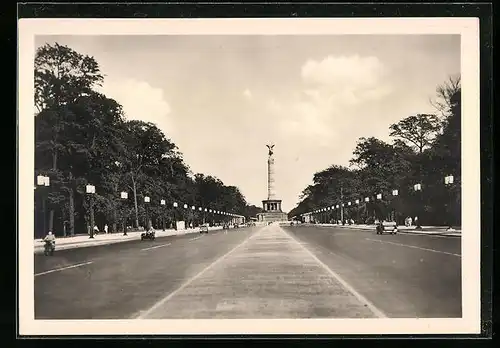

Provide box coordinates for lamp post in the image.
[392,189,399,224]
[376,193,382,221]
[121,191,128,236]
[347,201,351,224]
[444,175,455,230]
[191,205,195,228]
[173,202,178,230]
[35,175,50,235]
[364,197,370,223]
[144,196,150,230]
[355,199,360,224]
[86,184,96,239]
[204,208,207,224]
[160,199,166,230]
[413,183,422,229]
[36,175,50,237]
[182,204,188,229]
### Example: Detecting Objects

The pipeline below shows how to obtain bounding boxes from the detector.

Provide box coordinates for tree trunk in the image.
[65,171,75,236]
[112,206,118,233]
[69,187,75,236]
[132,176,139,228]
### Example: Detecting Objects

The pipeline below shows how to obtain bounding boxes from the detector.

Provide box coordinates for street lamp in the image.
[445,175,455,230]
[172,202,178,230]
[86,184,96,239]
[121,191,128,235]
[191,205,195,228]
[445,175,454,185]
[391,189,399,224]
[413,183,422,229]
[144,196,150,230]
[354,199,360,224]
[36,175,50,237]
[160,199,166,231]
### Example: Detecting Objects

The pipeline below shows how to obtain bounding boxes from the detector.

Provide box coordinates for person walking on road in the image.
[104,224,109,234]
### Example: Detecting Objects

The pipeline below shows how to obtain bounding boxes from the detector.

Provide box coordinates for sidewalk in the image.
[312,223,462,237]
[34,226,223,253]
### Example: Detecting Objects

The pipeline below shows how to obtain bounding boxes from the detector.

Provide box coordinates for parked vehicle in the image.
[376,221,398,235]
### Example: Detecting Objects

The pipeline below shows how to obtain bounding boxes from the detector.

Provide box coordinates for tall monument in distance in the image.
[257,144,288,223]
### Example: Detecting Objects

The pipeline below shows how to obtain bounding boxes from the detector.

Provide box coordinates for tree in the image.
[431,75,461,120]
[389,114,441,154]
[34,43,254,236]
[35,43,104,235]
[120,120,178,228]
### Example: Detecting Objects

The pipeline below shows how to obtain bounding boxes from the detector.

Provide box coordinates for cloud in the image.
[301,54,392,105]
[96,78,175,139]
[266,54,393,144]
[243,88,253,100]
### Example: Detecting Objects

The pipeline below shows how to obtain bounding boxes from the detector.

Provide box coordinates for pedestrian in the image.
[408,216,412,227]
[104,224,109,234]
[93,225,99,234]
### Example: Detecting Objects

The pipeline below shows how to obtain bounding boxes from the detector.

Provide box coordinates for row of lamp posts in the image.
[302,175,455,229]
[37,175,246,238]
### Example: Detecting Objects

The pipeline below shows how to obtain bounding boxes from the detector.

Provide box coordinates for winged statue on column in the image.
[266,144,275,156]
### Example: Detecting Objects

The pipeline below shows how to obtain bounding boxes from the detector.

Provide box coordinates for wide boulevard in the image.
[35,223,461,319]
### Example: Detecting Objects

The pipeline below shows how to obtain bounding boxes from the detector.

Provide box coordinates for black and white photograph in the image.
[18,18,481,335]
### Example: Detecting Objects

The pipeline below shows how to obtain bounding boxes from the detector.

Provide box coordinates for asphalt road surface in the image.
[34,224,461,319]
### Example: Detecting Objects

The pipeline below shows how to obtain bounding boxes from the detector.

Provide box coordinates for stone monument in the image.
[257,144,288,223]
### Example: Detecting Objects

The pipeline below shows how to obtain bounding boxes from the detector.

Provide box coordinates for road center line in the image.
[189,236,203,241]
[281,226,387,319]
[35,261,93,277]
[133,227,263,319]
[365,238,461,257]
[141,243,171,251]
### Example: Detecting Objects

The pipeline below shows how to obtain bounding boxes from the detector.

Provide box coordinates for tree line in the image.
[288,75,461,227]
[34,43,262,238]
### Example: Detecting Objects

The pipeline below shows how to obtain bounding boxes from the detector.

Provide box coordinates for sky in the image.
[35,35,460,211]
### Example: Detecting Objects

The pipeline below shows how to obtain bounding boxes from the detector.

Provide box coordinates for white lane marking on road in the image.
[365,238,461,257]
[35,261,93,277]
[189,236,203,241]
[282,227,387,319]
[141,243,171,251]
[133,227,263,319]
